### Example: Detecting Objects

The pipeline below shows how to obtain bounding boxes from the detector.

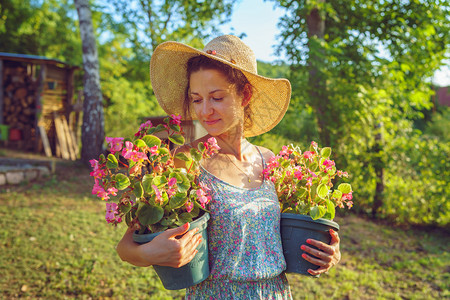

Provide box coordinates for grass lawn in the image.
[0,159,448,299]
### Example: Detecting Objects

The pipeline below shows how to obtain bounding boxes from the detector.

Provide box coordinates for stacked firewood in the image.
[2,66,37,129]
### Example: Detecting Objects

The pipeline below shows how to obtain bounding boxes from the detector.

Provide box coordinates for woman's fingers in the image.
[301,244,332,262]
[305,238,335,255]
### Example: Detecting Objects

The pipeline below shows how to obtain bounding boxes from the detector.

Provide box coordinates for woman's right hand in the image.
[116,223,202,268]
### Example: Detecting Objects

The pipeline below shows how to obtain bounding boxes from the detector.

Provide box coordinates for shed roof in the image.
[0,52,76,68]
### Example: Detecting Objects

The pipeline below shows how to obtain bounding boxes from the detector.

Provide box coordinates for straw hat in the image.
[150,35,291,137]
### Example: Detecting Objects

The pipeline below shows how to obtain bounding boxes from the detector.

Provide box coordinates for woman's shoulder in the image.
[254,145,276,162]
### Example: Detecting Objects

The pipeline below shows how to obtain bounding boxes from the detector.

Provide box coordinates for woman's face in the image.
[189,69,246,137]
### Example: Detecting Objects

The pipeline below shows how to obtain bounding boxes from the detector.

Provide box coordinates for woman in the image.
[117,35,341,299]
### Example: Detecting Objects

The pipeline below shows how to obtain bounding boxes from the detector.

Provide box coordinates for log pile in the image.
[2,66,38,129]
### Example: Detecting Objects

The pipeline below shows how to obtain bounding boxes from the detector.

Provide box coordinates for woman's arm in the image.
[116,222,203,268]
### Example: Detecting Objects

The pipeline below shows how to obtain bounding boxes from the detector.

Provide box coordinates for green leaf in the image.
[142,135,161,148]
[310,205,326,220]
[332,190,343,199]
[178,212,193,224]
[178,173,191,193]
[325,199,335,220]
[197,142,205,152]
[120,202,131,214]
[114,173,130,190]
[134,139,146,148]
[169,192,188,209]
[338,183,352,194]
[142,174,153,193]
[158,147,170,162]
[152,176,168,188]
[106,153,118,169]
[190,148,202,162]
[293,187,307,199]
[168,134,185,145]
[137,203,164,226]
[174,152,190,161]
[133,182,144,198]
[154,124,166,133]
[320,147,332,158]
[168,123,181,132]
[317,183,329,199]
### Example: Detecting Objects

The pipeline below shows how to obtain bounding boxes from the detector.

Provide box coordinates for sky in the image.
[218,0,450,87]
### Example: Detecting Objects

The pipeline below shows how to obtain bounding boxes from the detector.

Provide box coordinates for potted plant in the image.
[263,141,354,277]
[89,115,220,290]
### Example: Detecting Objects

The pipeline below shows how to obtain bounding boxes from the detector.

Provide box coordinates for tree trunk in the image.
[74,0,104,164]
[372,122,385,217]
[306,0,331,146]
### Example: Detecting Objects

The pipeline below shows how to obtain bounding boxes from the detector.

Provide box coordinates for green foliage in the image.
[265,143,353,220]
[0,0,81,65]
[91,116,219,234]
[271,0,450,225]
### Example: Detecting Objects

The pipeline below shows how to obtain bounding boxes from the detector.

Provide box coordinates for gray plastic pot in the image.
[280,213,339,277]
[133,212,210,290]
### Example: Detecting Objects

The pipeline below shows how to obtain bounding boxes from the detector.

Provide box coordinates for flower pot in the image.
[133,212,210,290]
[280,213,339,277]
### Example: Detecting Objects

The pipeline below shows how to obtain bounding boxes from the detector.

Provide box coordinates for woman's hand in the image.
[300,229,341,276]
[116,223,202,268]
[147,223,203,268]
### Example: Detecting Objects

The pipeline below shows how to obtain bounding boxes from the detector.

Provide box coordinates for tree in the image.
[271,0,449,223]
[75,0,104,164]
[0,0,81,65]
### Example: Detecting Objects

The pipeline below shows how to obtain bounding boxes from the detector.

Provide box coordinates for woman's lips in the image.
[204,119,220,125]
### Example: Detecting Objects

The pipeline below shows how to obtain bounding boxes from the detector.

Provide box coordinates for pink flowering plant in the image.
[90,115,220,234]
[263,142,354,220]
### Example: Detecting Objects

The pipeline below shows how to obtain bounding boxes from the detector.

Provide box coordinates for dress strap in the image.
[255,146,267,169]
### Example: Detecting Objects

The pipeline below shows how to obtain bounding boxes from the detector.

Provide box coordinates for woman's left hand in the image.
[300,229,341,276]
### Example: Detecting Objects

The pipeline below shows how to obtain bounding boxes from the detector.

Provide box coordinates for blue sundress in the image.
[186,149,292,299]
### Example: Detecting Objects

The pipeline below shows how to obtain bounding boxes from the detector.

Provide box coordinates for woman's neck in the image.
[213,134,251,161]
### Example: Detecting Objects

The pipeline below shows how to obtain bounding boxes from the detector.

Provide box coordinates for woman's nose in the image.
[201,100,213,116]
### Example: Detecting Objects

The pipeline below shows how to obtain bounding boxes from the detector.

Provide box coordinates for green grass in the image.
[0,161,448,299]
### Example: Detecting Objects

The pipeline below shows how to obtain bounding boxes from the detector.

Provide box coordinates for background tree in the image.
[269,0,449,224]
[75,0,104,164]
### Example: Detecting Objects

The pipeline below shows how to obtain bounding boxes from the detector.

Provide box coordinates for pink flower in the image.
[149,145,159,156]
[323,159,335,171]
[105,202,121,224]
[185,200,193,213]
[92,179,109,200]
[122,141,147,162]
[89,159,107,178]
[294,168,303,181]
[306,177,313,187]
[105,137,124,154]
[170,114,182,125]
[196,189,210,208]
[199,182,210,192]
[152,185,163,204]
[279,145,289,157]
[168,177,177,187]
[346,201,353,209]
[303,151,315,160]
[341,192,353,201]
[107,187,118,196]
[311,141,318,148]
[204,137,221,156]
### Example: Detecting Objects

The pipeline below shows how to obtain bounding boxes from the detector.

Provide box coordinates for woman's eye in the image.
[192,98,202,103]
[212,97,223,101]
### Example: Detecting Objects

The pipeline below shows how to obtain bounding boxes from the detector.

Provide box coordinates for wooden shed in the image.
[0,53,80,159]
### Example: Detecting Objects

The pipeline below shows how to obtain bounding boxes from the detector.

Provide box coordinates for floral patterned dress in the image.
[186,149,292,300]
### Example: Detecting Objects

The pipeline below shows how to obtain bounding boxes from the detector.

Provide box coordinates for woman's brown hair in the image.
[183,55,253,130]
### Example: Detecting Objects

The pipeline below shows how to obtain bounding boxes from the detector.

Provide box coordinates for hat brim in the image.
[150,41,291,137]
